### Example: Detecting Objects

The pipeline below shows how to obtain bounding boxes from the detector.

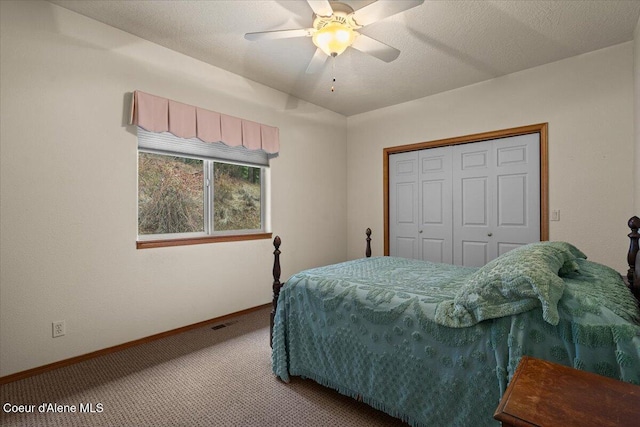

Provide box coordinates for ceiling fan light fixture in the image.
[245,0,424,72]
[312,22,356,57]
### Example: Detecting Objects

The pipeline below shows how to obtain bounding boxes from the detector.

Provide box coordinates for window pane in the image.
[214,163,261,231]
[138,152,204,235]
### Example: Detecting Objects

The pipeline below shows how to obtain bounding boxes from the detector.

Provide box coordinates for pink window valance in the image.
[131,90,280,154]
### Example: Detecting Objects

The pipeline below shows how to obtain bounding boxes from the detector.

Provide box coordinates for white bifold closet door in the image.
[389,133,540,267]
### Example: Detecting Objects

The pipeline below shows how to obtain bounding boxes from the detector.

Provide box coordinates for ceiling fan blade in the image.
[306,0,333,17]
[245,28,312,41]
[352,0,424,27]
[306,48,328,74]
[351,34,400,62]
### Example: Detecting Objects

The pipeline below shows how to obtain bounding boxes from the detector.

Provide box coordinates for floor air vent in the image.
[211,320,238,331]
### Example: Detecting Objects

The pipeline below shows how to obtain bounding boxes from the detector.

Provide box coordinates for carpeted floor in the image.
[0,307,406,426]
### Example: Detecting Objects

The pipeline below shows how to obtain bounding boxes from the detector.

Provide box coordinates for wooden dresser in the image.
[494,356,640,427]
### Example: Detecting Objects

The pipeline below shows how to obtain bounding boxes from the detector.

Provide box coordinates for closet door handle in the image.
[419,230,423,234]
[487,233,493,237]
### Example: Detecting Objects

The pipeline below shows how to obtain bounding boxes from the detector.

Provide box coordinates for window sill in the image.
[136,232,272,249]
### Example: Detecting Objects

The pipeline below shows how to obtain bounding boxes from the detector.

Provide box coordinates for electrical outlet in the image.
[52,321,65,338]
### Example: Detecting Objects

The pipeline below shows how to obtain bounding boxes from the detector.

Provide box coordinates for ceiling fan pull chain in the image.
[331,54,336,92]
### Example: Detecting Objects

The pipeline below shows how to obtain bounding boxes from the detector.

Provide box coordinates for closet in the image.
[388,131,542,267]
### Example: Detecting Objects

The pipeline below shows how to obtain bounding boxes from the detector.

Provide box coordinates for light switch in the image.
[551,210,560,221]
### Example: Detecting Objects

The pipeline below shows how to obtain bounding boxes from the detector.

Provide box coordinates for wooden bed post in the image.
[627,216,640,298]
[270,236,282,348]
[366,228,372,258]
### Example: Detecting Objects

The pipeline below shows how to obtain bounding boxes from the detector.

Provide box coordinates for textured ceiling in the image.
[49,0,640,116]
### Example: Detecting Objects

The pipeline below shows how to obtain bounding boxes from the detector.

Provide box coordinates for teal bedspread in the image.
[272,243,640,427]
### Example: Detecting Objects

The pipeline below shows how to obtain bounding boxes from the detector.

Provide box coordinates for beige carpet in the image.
[0,307,406,426]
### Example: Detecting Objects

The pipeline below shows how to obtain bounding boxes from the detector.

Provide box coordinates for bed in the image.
[270,221,640,426]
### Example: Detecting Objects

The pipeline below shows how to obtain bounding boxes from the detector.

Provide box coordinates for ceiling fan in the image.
[244,0,424,74]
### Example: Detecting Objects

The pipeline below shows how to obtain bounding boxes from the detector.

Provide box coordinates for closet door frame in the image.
[383,123,549,256]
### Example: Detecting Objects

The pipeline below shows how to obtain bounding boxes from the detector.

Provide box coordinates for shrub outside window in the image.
[138,150,264,241]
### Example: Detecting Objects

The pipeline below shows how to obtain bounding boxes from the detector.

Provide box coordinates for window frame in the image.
[136,148,271,249]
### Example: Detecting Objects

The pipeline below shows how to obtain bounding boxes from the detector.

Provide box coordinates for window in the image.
[213,162,262,232]
[130,93,279,248]
[138,152,205,235]
[136,128,270,248]
[138,150,265,243]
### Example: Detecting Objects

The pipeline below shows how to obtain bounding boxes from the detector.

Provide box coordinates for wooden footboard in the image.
[627,216,640,302]
[270,228,372,347]
[269,236,282,347]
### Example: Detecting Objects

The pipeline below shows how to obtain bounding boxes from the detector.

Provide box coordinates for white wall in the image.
[347,42,635,272]
[635,15,640,214]
[0,1,347,377]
